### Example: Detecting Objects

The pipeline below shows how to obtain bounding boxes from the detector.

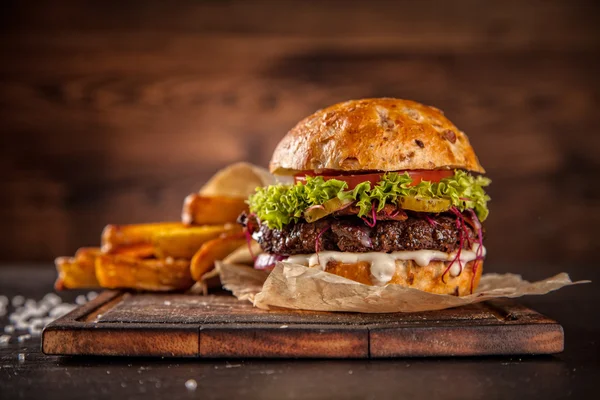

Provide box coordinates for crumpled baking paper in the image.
[206,162,589,313]
[217,260,589,313]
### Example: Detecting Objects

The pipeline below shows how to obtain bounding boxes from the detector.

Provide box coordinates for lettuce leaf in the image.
[249,170,491,229]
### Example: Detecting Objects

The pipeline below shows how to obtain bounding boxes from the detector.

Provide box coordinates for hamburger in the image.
[239,98,490,296]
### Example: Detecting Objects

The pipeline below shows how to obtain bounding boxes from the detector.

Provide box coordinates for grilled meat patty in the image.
[239,213,478,256]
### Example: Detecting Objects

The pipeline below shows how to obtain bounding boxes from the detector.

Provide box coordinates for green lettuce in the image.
[249,170,491,229]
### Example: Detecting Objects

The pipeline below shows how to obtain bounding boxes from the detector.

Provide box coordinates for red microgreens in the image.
[466,209,485,294]
[440,207,485,294]
[424,214,438,227]
[244,212,258,262]
[361,201,377,228]
[389,210,400,218]
[315,225,331,265]
[441,207,465,284]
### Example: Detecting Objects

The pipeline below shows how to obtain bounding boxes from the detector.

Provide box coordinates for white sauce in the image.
[285,244,486,286]
[251,231,263,242]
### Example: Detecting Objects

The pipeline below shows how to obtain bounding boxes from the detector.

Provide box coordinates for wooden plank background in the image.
[1,0,599,264]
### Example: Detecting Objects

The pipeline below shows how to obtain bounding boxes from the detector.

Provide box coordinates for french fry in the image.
[101,222,184,253]
[109,243,155,259]
[54,247,101,290]
[181,194,248,225]
[95,254,193,291]
[190,235,247,281]
[152,224,242,259]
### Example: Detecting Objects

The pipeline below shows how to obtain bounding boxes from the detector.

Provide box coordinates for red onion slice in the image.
[254,253,287,271]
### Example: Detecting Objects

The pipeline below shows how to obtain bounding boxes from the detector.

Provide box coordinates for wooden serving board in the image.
[42,291,564,358]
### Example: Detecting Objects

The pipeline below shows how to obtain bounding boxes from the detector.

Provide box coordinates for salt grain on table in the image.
[12,295,25,307]
[17,334,31,343]
[185,379,198,391]
[87,291,98,301]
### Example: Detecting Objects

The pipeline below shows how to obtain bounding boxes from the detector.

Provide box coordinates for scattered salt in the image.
[185,379,197,391]
[0,335,10,345]
[14,320,30,331]
[12,295,25,307]
[87,291,98,301]
[29,328,42,337]
[49,304,76,318]
[24,299,36,308]
[17,334,31,343]
[2,293,93,343]
[42,293,61,307]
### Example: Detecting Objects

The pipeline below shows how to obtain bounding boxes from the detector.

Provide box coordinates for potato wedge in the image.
[181,194,248,225]
[109,243,155,258]
[152,224,242,259]
[54,247,101,290]
[101,222,184,253]
[190,235,247,281]
[95,254,193,291]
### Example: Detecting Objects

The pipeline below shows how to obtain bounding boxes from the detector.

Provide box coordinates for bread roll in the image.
[270,98,484,175]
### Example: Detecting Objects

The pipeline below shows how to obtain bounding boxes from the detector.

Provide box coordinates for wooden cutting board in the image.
[42,291,563,358]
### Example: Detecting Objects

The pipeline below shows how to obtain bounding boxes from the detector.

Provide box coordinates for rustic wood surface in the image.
[42,291,564,358]
[1,0,600,264]
[1,265,598,399]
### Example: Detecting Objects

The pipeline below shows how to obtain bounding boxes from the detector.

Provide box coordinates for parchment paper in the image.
[217,260,589,313]
[204,162,589,312]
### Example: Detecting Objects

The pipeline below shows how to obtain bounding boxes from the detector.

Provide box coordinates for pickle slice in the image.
[304,198,354,223]
[397,196,451,213]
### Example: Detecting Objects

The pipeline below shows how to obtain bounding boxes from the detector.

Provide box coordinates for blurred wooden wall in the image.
[1,0,599,264]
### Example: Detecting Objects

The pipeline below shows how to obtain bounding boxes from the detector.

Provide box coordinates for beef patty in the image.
[240,213,478,256]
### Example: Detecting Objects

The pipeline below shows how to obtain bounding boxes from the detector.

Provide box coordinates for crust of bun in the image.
[323,259,483,296]
[270,98,485,175]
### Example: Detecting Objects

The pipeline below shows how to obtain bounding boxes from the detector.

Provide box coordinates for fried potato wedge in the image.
[95,254,193,291]
[181,194,248,225]
[101,222,184,253]
[54,247,101,290]
[152,224,242,259]
[109,243,155,258]
[190,235,247,281]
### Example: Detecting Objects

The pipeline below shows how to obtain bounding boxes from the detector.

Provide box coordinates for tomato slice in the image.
[294,170,454,190]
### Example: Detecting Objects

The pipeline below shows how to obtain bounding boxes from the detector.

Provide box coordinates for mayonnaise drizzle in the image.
[285,244,486,286]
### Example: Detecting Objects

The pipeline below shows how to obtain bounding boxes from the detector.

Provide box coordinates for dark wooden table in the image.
[0,264,597,400]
